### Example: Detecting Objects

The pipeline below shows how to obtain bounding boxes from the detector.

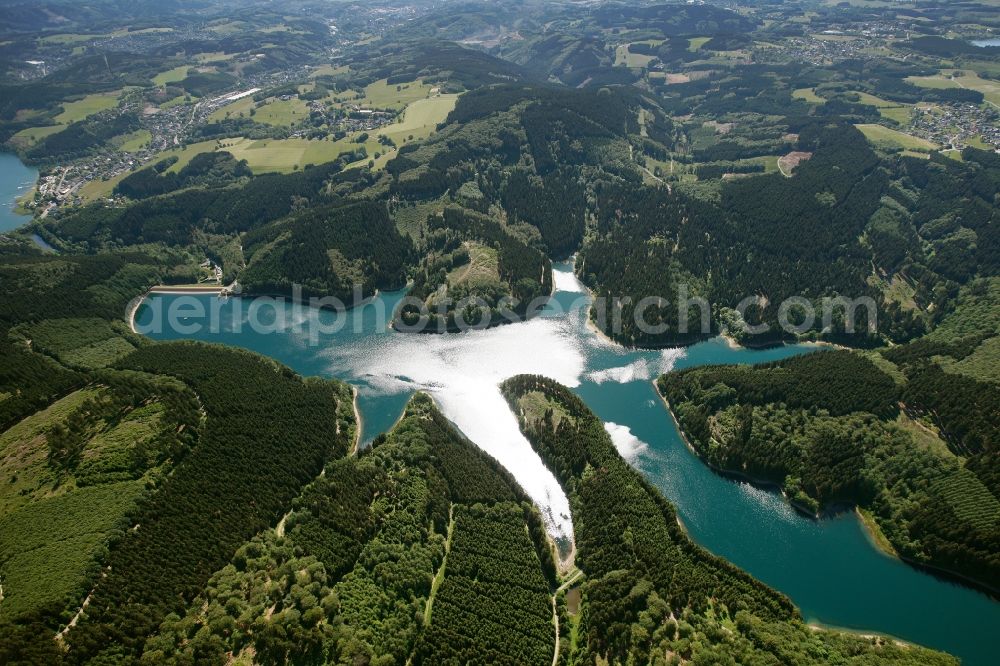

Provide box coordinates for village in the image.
[24,75,413,213]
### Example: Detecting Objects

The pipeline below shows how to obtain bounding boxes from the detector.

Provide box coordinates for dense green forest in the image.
[502,374,955,665]
[114,152,253,200]
[400,205,552,330]
[239,200,411,303]
[0,245,357,662]
[139,392,555,664]
[579,130,1000,348]
[657,313,1000,592]
[64,343,354,662]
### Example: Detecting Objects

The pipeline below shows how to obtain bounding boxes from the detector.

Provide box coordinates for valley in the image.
[1,0,998,663]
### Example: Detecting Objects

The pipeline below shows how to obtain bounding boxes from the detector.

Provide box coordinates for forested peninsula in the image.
[502,374,955,665]
[657,278,1000,593]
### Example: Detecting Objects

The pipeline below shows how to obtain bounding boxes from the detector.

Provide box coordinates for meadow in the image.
[151,65,191,87]
[907,71,1000,107]
[792,87,826,104]
[10,124,63,148]
[376,94,458,145]
[856,123,937,151]
[356,78,435,110]
[54,91,121,124]
[116,130,152,153]
[688,36,712,51]
[852,91,912,124]
[207,96,310,126]
[218,137,356,173]
[614,44,657,68]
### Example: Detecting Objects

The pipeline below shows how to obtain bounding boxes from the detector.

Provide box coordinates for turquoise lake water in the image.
[135,263,999,664]
[0,152,38,233]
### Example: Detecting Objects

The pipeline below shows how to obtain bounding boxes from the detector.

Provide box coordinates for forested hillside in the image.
[64,343,354,662]
[502,374,955,665]
[27,36,999,346]
[239,199,411,302]
[400,205,552,330]
[657,306,1000,592]
[0,247,357,663]
[140,392,556,665]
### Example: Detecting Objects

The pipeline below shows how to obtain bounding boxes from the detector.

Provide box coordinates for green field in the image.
[356,78,435,110]
[152,65,191,87]
[159,94,191,109]
[9,124,63,147]
[194,51,236,63]
[793,87,826,104]
[908,71,1000,107]
[54,91,121,123]
[688,36,711,51]
[615,44,656,68]
[249,97,310,126]
[820,0,900,6]
[856,123,937,151]
[852,92,912,124]
[219,137,359,173]
[109,27,172,38]
[116,129,152,152]
[207,96,254,121]
[38,33,102,45]
[879,105,912,124]
[309,64,349,78]
[905,74,960,90]
[207,19,245,35]
[854,91,898,107]
[376,94,458,144]
[208,95,310,126]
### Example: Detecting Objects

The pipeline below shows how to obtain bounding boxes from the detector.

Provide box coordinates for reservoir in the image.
[972,38,1000,47]
[135,262,1000,665]
[0,152,38,233]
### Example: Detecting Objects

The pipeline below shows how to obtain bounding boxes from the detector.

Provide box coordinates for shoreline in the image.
[806,622,912,648]
[653,381,1000,599]
[571,264,630,350]
[126,296,144,334]
[654,383,794,493]
[127,284,385,335]
[855,507,898,558]
[350,385,362,455]
[583,309,621,347]
[148,285,226,293]
[127,286,225,333]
